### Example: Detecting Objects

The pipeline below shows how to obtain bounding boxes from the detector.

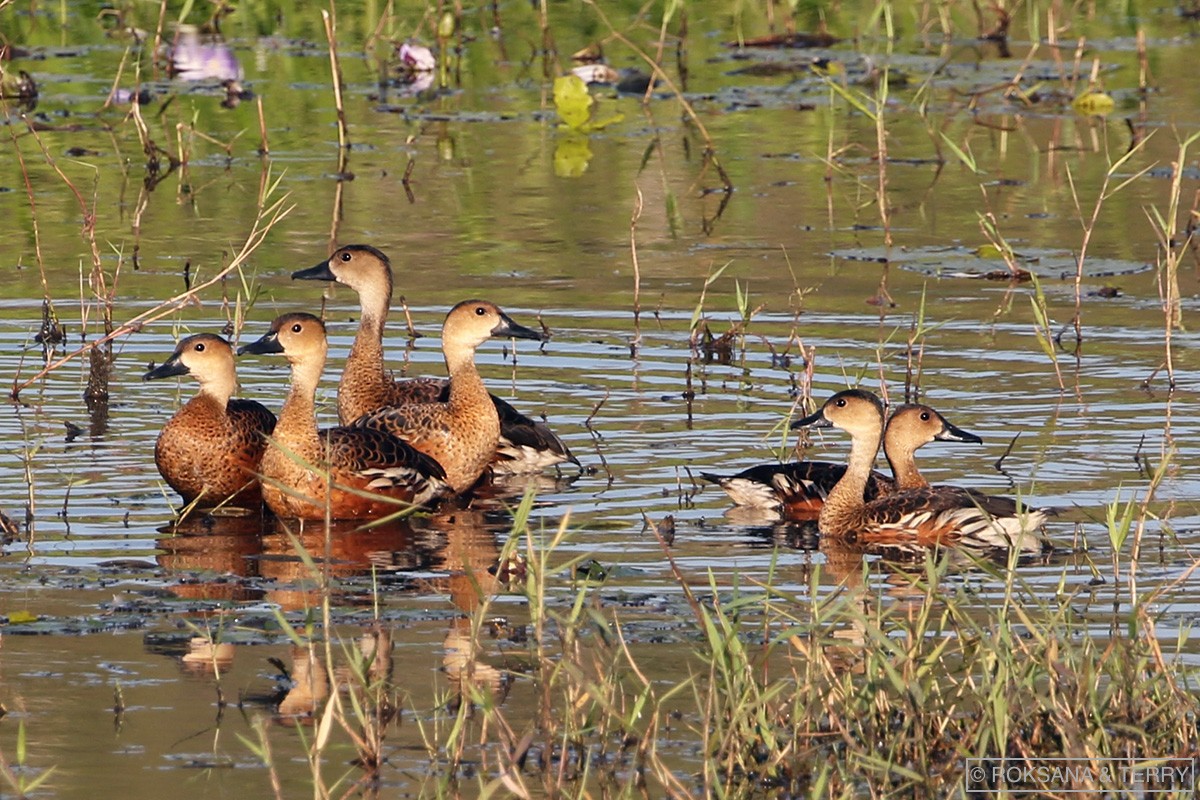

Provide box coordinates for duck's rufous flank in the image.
[239,313,448,520]
[144,333,276,510]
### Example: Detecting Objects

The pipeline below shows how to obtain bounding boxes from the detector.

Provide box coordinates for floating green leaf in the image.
[1073,91,1115,116]
[553,74,625,132]
[554,75,594,131]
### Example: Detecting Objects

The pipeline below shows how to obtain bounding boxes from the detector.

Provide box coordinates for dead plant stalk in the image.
[10,192,293,399]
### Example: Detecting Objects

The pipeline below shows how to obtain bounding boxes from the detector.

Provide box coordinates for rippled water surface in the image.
[1,0,1199,794]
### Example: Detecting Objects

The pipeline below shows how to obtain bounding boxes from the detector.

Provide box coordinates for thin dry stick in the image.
[6,113,50,304]
[11,194,293,399]
[150,0,169,82]
[363,0,394,66]
[322,9,350,151]
[1136,29,1153,93]
[256,95,270,155]
[101,45,132,111]
[630,187,644,354]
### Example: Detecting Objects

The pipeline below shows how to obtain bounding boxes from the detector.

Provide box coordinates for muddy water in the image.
[2,0,1200,795]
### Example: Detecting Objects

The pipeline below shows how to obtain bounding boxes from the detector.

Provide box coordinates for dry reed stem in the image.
[101,45,131,111]
[5,115,50,306]
[10,194,293,399]
[151,0,169,82]
[322,9,349,151]
[629,187,644,354]
[256,95,269,154]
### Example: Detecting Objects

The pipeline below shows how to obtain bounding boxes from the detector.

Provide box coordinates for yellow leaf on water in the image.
[1073,92,1115,116]
[6,610,36,624]
[974,243,1022,261]
[553,75,594,131]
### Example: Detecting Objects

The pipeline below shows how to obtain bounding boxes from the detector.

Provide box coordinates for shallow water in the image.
[1,0,1199,794]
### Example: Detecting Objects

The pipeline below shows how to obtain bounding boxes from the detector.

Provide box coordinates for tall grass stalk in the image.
[1063,135,1153,353]
[1143,131,1200,390]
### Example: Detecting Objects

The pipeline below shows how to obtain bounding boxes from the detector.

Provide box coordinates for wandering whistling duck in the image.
[792,389,1048,551]
[353,300,547,495]
[144,333,276,510]
[238,313,448,520]
[292,245,577,473]
[704,402,981,516]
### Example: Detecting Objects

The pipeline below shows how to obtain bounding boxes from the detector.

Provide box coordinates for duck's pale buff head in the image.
[792,388,885,437]
[441,300,545,352]
[239,312,328,369]
[886,404,982,449]
[145,333,238,398]
[293,244,393,307]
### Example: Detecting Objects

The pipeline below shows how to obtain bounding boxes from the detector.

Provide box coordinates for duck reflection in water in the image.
[417,508,515,706]
[156,512,265,603]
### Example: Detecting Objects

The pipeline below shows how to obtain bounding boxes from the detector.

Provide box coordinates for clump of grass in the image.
[238,477,1199,798]
[0,720,57,797]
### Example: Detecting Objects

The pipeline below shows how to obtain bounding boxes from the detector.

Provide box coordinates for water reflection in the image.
[165,26,246,97]
[156,512,264,603]
[180,637,236,676]
[273,644,331,723]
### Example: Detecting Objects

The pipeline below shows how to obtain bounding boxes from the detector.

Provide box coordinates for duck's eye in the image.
[339,251,352,262]
[920,411,930,421]
[835,398,847,407]
[291,323,303,333]
[194,342,205,352]
[475,306,487,316]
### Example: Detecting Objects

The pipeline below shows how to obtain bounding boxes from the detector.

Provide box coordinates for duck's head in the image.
[238,312,328,366]
[293,245,393,303]
[791,388,885,435]
[144,333,236,391]
[442,300,545,351]
[886,404,981,448]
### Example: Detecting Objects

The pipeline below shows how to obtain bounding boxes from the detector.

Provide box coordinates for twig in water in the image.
[584,389,609,429]
[1140,362,1166,391]
[256,95,270,155]
[630,186,644,356]
[993,432,1020,472]
[398,296,420,339]
[401,158,416,204]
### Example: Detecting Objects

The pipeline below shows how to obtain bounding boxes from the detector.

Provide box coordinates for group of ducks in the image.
[146,243,1047,552]
[146,244,576,521]
[703,390,1048,552]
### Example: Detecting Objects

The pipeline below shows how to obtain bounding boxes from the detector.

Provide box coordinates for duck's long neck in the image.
[277,356,325,459]
[884,435,925,490]
[346,285,391,382]
[820,418,883,534]
[196,372,236,411]
[443,341,487,412]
